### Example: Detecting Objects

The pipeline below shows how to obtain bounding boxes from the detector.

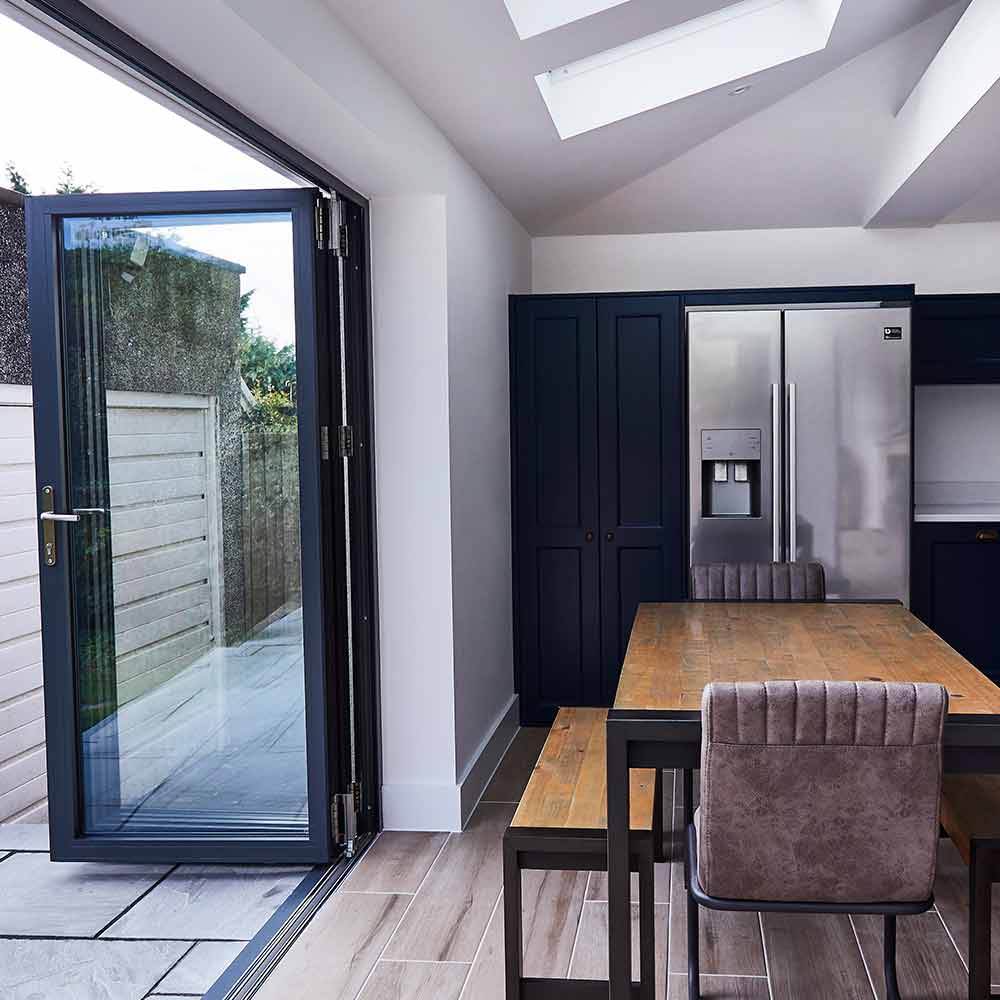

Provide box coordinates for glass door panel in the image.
[29,190,331,859]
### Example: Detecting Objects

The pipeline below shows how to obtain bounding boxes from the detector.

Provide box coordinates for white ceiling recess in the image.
[326,0,1000,235]
[536,0,845,138]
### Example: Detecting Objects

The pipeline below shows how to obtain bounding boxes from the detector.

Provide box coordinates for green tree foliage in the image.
[54,163,98,194]
[239,290,297,429]
[5,162,30,194]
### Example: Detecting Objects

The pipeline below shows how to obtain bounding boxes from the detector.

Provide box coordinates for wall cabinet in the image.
[511,295,684,724]
[911,523,1000,684]
[914,295,1000,384]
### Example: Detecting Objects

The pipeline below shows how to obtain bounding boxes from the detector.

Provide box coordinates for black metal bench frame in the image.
[502,770,663,1000]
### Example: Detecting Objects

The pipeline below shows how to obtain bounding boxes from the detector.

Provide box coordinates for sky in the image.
[0,8,303,347]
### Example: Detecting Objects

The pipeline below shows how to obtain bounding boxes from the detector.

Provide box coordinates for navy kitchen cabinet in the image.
[511,295,684,724]
[914,295,1000,384]
[911,523,1000,684]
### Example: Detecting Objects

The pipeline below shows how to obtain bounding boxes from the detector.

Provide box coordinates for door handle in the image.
[40,512,81,523]
[39,487,107,567]
[787,382,797,562]
[771,384,781,562]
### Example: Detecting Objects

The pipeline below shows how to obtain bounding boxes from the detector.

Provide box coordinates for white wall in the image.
[533,222,1000,295]
[84,0,532,831]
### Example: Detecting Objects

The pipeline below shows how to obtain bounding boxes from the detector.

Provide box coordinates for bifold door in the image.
[27,189,337,861]
[512,296,684,724]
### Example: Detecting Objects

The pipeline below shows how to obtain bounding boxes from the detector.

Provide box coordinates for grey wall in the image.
[0,195,30,386]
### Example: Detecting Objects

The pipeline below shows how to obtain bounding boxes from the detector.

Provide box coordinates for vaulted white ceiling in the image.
[326,0,1000,235]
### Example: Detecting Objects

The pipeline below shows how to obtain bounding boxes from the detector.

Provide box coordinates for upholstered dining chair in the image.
[685,680,948,1000]
[690,561,826,601]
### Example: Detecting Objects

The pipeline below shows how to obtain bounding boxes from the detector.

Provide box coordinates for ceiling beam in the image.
[866,0,1000,227]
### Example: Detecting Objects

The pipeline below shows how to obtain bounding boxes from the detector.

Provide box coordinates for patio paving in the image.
[0,825,313,1000]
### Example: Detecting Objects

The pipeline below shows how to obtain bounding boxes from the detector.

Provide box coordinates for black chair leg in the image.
[687,891,701,1000]
[884,914,901,1000]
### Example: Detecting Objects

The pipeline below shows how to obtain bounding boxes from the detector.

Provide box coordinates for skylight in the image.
[503,0,633,40]
[536,0,845,138]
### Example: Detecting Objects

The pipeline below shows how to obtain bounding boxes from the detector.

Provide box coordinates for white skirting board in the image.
[381,694,520,833]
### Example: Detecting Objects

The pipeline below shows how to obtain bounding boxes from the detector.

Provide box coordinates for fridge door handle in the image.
[788,382,797,562]
[772,384,781,563]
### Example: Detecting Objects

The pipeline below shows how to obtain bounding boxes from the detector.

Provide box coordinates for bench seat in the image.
[503,708,662,1000]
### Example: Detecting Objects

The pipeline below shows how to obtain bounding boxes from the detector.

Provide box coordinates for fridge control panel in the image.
[701,429,761,461]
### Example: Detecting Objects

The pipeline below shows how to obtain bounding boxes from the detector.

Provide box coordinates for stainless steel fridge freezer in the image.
[688,305,911,603]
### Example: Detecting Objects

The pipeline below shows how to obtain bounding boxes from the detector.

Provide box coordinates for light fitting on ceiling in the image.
[729,84,753,96]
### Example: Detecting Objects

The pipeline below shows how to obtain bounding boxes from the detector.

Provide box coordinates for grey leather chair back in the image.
[690,561,826,601]
[698,680,948,904]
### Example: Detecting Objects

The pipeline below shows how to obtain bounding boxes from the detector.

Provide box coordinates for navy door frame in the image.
[26,187,336,863]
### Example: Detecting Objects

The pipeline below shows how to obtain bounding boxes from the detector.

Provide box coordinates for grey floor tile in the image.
[150,996,202,999]
[0,937,188,1000]
[460,894,504,1000]
[342,831,449,893]
[586,862,671,904]
[482,727,549,802]
[384,803,515,962]
[762,912,874,999]
[666,974,771,998]
[254,891,409,1000]
[853,912,969,1000]
[568,900,668,992]
[520,869,589,977]
[934,836,1000,983]
[357,960,469,1000]
[0,822,50,851]
[670,861,766,976]
[155,940,245,994]
[104,865,309,940]
[0,852,169,936]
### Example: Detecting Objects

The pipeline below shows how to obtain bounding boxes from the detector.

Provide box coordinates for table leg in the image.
[607,721,632,1000]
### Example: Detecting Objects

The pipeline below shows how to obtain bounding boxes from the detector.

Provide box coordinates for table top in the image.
[614,602,1000,716]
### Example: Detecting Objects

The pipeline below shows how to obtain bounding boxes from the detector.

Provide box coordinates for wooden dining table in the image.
[605,601,1000,999]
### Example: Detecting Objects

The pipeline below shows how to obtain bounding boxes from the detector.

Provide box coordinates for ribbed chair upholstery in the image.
[685,680,948,1000]
[690,561,826,601]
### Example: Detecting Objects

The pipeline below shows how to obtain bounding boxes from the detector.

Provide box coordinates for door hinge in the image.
[335,223,349,258]
[321,425,331,461]
[314,198,326,250]
[332,783,361,852]
[338,425,355,458]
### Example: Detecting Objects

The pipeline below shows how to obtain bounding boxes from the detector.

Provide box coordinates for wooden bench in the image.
[502,707,663,1000]
[941,775,1000,1000]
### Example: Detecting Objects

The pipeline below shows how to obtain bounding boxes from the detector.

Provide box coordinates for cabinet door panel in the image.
[513,298,600,723]
[912,523,1000,683]
[914,296,1000,384]
[598,296,684,703]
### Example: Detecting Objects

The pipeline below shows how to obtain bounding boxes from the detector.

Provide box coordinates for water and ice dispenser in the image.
[700,429,761,517]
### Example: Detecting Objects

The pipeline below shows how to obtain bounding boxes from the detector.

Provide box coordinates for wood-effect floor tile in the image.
[853,912,969,1000]
[460,894,505,1000]
[934,837,1000,984]
[482,727,549,802]
[383,803,515,962]
[253,891,409,1000]
[762,913,874,999]
[568,901,668,991]
[666,974,771,998]
[342,832,449,894]
[521,869,590,977]
[670,862,766,976]
[357,960,468,1000]
[586,862,671,904]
